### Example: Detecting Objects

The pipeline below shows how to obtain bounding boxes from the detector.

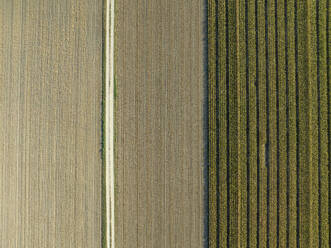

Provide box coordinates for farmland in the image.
[0,0,103,247]
[114,0,205,247]
[207,0,330,247]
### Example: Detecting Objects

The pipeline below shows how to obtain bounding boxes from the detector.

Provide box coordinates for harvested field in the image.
[0,0,102,247]
[114,0,205,247]
[207,0,330,247]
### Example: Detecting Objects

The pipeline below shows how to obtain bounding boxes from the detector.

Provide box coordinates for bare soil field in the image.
[0,0,103,247]
[115,0,205,247]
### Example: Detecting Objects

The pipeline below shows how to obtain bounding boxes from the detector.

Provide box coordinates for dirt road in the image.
[115,1,205,247]
[0,0,102,247]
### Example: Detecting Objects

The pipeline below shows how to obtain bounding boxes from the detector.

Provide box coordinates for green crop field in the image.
[207,0,330,247]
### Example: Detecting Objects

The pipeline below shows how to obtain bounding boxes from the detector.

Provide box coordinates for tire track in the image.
[284,1,290,246]
[245,0,250,246]
[316,1,321,246]
[254,0,261,246]
[265,1,270,246]
[225,0,230,246]
[294,1,300,246]
[215,1,220,247]
[204,0,210,246]
[327,0,330,244]
[275,0,280,246]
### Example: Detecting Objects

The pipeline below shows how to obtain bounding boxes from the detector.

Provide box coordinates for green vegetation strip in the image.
[207,0,330,247]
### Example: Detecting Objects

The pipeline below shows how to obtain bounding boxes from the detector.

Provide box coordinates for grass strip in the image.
[225,0,240,246]
[208,1,217,247]
[239,0,248,246]
[266,0,278,246]
[277,1,288,246]
[248,1,258,247]
[286,1,298,246]
[219,0,229,246]
[256,1,267,246]
[296,1,310,246]
[317,0,330,245]
[307,0,319,246]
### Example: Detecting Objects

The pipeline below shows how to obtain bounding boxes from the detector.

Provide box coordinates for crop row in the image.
[207,0,330,247]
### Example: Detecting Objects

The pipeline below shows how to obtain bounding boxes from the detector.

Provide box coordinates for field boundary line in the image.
[106,0,115,247]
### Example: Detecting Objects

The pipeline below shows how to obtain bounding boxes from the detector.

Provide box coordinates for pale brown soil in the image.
[115,0,205,247]
[0,0,103,247]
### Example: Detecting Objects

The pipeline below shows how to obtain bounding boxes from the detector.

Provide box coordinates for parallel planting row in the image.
[207,0,330,247]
